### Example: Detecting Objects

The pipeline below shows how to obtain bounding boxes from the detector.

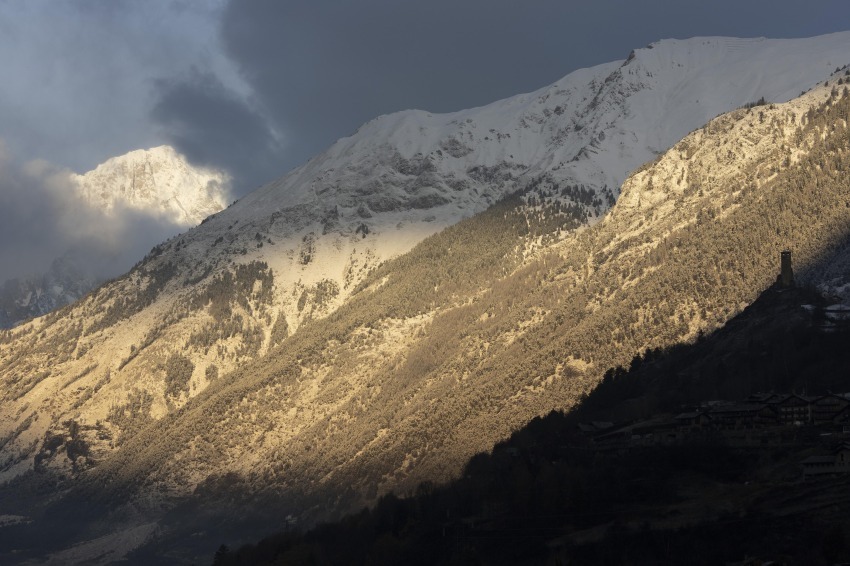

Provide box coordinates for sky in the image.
[1,0,849,281]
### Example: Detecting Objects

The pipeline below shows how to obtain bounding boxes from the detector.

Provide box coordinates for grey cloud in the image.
[152,71,283,196]
[0,157,68,280]
[0,0,234,172]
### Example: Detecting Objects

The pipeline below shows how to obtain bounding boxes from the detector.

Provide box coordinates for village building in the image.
[673,411,711,430]
[591,417,684,449]
[833,404,850,430]
[772,394,814,426]
[811,393,850,425]
[800,454,837,478]
[592,426,632,450]
[801,441,850,479]
[706,403,778,429]
[747,392,785,404]
[630,419,682,446]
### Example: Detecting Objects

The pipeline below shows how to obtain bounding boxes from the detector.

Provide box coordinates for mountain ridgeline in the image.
[1,36,850,563]
[89,82,850,510]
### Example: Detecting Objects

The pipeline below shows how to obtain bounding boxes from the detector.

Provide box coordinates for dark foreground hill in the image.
[209,282,850,566]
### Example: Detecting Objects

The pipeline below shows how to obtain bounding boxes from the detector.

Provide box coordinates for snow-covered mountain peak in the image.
[130,33,850,350]
[73,145,230,226]
[212,32,850,233]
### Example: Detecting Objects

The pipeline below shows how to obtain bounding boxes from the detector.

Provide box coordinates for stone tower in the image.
[780,250,795,288]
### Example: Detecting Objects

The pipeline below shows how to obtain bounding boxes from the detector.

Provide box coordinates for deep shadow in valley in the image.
[0,466,302,565]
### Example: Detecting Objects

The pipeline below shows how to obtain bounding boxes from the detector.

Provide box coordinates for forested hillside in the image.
[212,284,850,566]
[4,38,848,497]
[28,82,848,560]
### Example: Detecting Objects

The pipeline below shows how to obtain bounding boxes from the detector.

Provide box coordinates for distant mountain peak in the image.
[0,146,230,328]
[72,145,230,226]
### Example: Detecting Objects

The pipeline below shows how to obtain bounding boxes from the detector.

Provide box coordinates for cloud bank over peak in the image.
[0,0,244,174]
[0,141,223,282]
[151,70,283,196]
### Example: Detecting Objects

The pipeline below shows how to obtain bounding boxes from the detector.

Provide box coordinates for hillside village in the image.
[581,391,850,479]
[580,255,850,480]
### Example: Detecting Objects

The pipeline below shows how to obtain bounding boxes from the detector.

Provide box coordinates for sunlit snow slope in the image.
[191,32,850,317]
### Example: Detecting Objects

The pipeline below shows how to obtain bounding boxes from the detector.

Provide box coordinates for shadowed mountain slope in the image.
[212,282,850,566]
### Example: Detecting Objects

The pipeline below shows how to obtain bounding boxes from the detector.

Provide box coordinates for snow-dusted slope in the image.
[72,145,229,225]
[2,34,850,562]
[117,79,850,518]
[180,33,850,326]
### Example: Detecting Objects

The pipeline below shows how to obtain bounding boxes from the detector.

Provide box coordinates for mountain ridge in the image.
[124,32,850,345]
[42,78,850,527]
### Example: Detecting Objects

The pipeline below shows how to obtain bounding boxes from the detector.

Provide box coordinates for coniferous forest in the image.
[210,284,850,565]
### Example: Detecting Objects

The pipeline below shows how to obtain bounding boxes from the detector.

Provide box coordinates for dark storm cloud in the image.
[152,71,282,195]
[164,0,848,194]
